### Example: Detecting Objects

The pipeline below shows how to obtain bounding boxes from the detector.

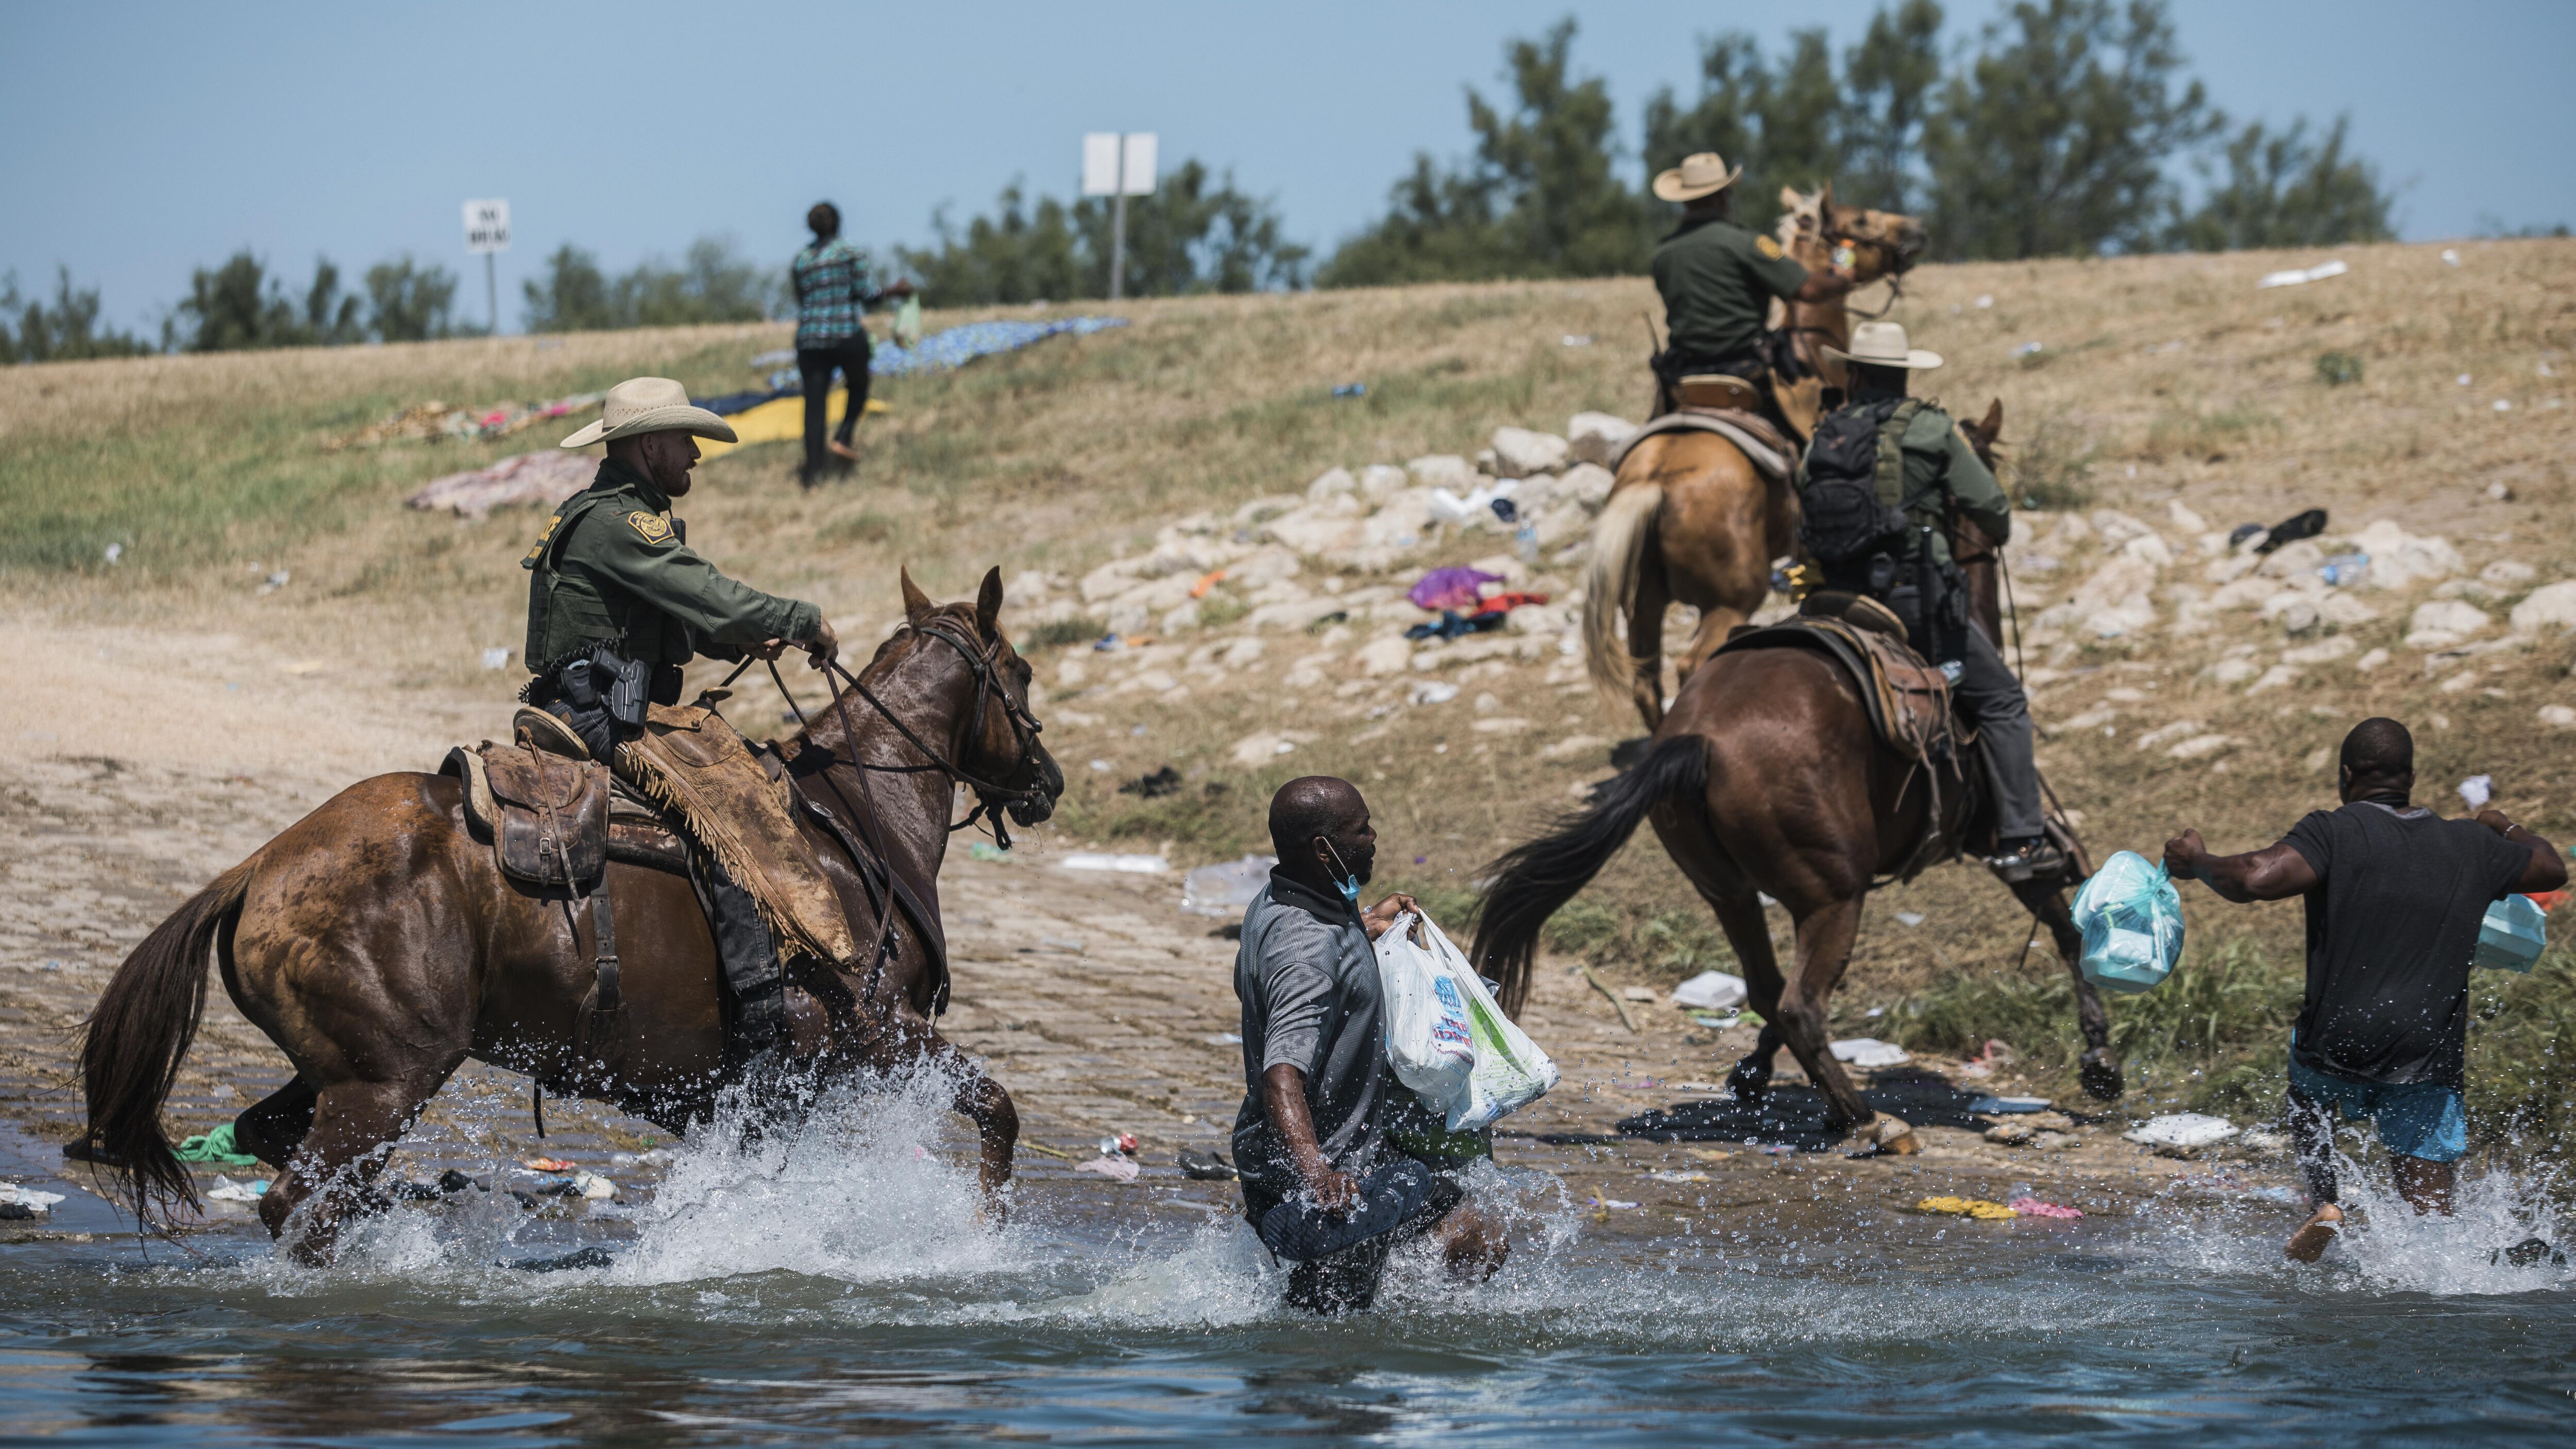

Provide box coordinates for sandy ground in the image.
[0,612,2294,1241]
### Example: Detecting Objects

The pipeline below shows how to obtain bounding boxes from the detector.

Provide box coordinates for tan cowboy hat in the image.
[558,376,739,449]
[1821,320,1943,370]
[1652,150,1744,203]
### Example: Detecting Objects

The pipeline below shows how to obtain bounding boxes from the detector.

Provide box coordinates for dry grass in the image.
[5,239,2572,1098]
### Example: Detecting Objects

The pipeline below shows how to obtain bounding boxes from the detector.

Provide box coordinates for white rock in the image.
[1260,507,1364,559]
[2281,636,2356,665]
[2348,519,2464,589]
[1226,548,1302,590]
[1230,733,1293,767]
[1358,464,1410,502]
[2256,538,2327,579]
[2166,734,2240,760]
[2205,552,2262,585]
[1471,716,1532,734]
[2318,592,2379,625]
[2411,599,2493,638]
[2481,559,2537,588]
[2133,720,2207,751]
[1407,454,1477,489]
[1356,636,1414,676]
[1232,493,1304,528]
[1540,734,1606,762]
[2353,647,2391,672]
[1566,412,1638,466]
[2277,600,2321,636]
[2510,580,2576,633]
[2123,533,2174,567]
[1159,602,1199,633]
[2206,657,2262,686]
[1080,558,1146,603]
[1492,427,1571,475]
[2246,664,2302,694]
[2539,704,2576,729]
[1220,637,1266,668]
[1557,462,1616,514]
[1105,601,1151,638]
[2166,500,2210,534]
[2090,509,2155,545]
[1409,680,1461,705]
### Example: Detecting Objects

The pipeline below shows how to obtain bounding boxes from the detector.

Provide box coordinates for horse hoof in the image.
[2079,1050,2125,1101]
[1725,1059,1771,1104]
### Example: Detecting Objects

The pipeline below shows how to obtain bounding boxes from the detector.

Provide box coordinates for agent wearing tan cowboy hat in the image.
[1648,150,1854,411]
[1793,321,2061,881]
[520,376,844,1060]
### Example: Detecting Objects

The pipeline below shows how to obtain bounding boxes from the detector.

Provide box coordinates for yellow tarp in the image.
[698,389,888,460]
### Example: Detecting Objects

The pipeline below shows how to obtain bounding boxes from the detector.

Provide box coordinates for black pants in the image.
[1874,590,2043,842]
[798,336,872,478]
[540,698,788,1059]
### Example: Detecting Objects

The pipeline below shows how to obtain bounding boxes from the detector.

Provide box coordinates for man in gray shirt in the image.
[1232,775,1506,1310]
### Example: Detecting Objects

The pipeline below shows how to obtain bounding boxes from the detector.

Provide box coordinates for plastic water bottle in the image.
[1516,521,1538,563]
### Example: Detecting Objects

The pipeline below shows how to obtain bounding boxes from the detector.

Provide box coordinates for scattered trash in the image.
[2315,351,2364,385]
[2317,553,2370,587]
[1828,1038,1910,1068]
[2072,850,2183,994]
[205,1175,269,1203]
[2124,1113,2238,1149]
[2252,508,2328,553]
[1060,853,1168,874]
[523,1157,577,1173]
[2457,373,2473,387]
[1684,1147,1735,1162]
[1647,1170,1711,1184]
[2475,893,2547,973]
[1210,1031,1244,1046]
[406,449,598,519]
[1974,294,1994,309]
[1182,854,1276,917]
[174,1123,261,1166]
[103,543,122,565]
[968,842,1010,862]
[1957,1039,2016,1078]
[2458,774,2494,810]
[1189,569,1226,599]
[1178,1150,1237,1181]
[2012,341,2045,358]
[259,570,291,594]
[1561,334,1592,347]
[1098,1133,1141,1157]
[1032,936,1087,954]
[2008,1198,2083,1219]
[480,646,513,670]
[1972,1097,2053,1114]
[2227,522,2269,549]
[2256,258,2348,288]
[1686,1012,1739,1029]
[1669,971,1748,1012]
[1918,1195,2017,1220]
[0,1183,66,1216]
[1405,609,1506,642]
[1120,765,1184,798]
[1894,911,1926,927]
[1332,383,1368,399]
[1409,566,1504,613]
[2442,248,2461,267]
[1074,1156,1141,1183]
[1409,680,1461,706]
[1587,1189,1641,1211]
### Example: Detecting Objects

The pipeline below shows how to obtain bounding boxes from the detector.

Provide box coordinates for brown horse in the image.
[81,570,1062,1257]
[1477,437,2122,1135]
[1585,183,1927,732]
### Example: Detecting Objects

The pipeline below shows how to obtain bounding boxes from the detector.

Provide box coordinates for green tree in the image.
[2166,115,2396,251]
[176,251,306,350]
[522,244,616,331]
[1325,20,1648,286]
[363,255,460,342]
[1921,0,2220,259]
[897,163,1307,305]
[0,267,155,363]
[1840,0,1946,214]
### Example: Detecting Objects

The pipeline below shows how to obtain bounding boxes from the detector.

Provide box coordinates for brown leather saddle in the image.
[1714,594,1977,882]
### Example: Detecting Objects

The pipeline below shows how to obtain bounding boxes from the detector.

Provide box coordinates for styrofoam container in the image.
[2473,893,2546,973]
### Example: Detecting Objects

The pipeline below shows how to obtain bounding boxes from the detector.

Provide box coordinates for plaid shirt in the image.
[791,238,878,348]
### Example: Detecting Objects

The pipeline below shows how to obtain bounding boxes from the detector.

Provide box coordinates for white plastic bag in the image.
[2071,849,2184,994]
[1375,911,1560,1132]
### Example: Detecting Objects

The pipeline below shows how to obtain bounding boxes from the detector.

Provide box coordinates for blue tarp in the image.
[717,316,1132,405]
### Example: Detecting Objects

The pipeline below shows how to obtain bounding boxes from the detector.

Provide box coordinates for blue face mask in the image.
[1321,838,1363,907]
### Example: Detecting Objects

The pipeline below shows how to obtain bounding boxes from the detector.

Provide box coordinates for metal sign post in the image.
[1080,134,1156,301]
[463,198,512,334]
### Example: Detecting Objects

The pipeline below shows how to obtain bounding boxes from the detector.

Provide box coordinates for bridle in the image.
[1816,221,1924,322]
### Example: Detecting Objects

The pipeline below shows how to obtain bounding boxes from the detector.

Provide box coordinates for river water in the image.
[6,1077,2573,1445]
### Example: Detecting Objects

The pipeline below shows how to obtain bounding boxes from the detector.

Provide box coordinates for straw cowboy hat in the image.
[559,376,739,448]
[1821,320,1944,370]
[1651,150,1744,203]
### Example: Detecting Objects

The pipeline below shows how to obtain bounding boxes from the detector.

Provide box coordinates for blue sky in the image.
[4,1,2568,335]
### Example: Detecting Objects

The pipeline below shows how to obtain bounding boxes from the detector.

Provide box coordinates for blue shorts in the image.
[2287,1052,2468,1163]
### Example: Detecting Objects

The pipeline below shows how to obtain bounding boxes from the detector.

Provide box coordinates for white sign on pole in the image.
[1116,133,1157,196]
[463,198,512,254]
[1081,134,1122,197]
[1081,134,1158,197]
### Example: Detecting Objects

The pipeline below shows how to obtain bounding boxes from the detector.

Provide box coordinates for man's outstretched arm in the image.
[2163,828,2320,903]
[2478,810,2570,892]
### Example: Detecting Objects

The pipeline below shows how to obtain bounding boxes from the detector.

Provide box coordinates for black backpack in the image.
[1797,397,1926,564]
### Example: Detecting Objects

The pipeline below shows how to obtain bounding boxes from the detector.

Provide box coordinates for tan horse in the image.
[1584,183,1926,731]
[81,572,1062,1259]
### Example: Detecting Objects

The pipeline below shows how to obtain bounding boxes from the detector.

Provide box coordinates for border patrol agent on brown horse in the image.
[526,376,846,1062]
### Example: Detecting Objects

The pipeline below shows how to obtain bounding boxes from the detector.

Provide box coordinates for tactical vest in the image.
[1797,397,1927,566]
[521,490,692,674]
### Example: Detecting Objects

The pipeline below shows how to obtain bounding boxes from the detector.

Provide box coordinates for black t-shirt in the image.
[2282,799,2532,1088]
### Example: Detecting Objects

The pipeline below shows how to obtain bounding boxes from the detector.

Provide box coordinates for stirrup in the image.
[1988,838,2067,883]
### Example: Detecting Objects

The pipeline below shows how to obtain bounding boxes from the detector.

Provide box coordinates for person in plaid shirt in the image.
[791,201,911,485]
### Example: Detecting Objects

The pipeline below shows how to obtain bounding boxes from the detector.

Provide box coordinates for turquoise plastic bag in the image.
[2473,893,2546,972]
[2071,850,2184,994]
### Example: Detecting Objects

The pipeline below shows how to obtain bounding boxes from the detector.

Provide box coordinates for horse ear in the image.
[900,567,935,624]
[1778,185,1802,213]
[1979,398,2005,437]
[1817,179,1835,213]
[974,566,1004,640]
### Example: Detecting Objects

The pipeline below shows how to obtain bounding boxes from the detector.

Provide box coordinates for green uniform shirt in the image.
[1651,214,1810,362]
[521,458,820,674]
[1836,390,2012,571]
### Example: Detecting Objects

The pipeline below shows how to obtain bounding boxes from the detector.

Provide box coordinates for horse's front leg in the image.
[2007,875,2124,1100]
[921,1029,1019,1204]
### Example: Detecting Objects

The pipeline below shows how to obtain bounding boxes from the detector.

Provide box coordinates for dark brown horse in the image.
[1479,417,2120,1134]
[1585,183,1928,732]
[81,570,1062,1257]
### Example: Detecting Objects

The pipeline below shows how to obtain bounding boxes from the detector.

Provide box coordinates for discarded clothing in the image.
[2007,1197,2083,1219]
[173,1122,262,1166]
[1918,1195,2017,1220]
[1120,765,1183,798]
[1073,1156,1140,1183]
[334,392,605,450]
[1409,567,1503,613]
[1471,590,1551,618]
[406,450,597,519]
[1404,610,1506,642]
[0,1182,66,1215]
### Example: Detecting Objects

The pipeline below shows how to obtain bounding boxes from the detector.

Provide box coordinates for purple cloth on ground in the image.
[1409,567,1502,613]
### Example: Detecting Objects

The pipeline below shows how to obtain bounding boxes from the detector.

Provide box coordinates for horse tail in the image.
[1472,736,1711,1016]
[80,856,257,1216]
[1582,479,1664,704]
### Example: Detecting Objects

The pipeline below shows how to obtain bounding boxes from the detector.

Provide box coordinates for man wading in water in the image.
[2163,718,2566,1262]
[1231,776,1507,1311]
